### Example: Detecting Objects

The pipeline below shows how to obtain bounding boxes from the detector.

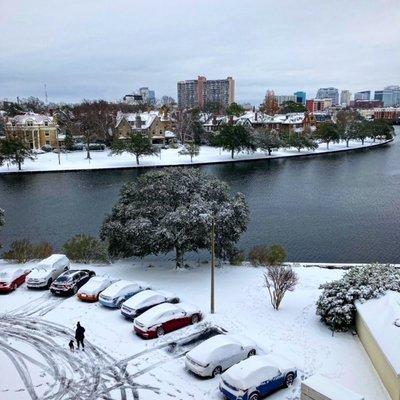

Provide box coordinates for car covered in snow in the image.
[50,269,95,296]
[219,354,297,400]
[133,302,202,339]
[185,334,257,377]
[77,276,117,302]
[121,289,180,320]
[0,268,30,293]
[26,254,70,289]
[98,280,150,308]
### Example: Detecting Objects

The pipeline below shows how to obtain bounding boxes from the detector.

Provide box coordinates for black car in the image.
[50,269,95,296]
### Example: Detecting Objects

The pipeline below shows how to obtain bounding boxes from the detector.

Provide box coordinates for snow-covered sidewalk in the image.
[0,260,389,399]
[0,139,392,174]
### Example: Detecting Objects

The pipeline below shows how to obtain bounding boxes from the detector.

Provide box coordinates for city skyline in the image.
[1,0,399,104]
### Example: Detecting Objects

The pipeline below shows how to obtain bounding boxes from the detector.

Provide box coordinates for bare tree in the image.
[250,244,298,310]
[264,266,298,310]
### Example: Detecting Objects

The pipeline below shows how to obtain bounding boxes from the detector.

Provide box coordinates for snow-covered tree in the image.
[316,264,400,331]
[100,168,249,268]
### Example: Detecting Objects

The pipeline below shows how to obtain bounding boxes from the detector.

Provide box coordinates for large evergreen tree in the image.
[111,132,158,165]
[100,168,249,268]
[315,123,340,149]
[213,124,256,159]
[252,128,282,155]
[0,134,35,170]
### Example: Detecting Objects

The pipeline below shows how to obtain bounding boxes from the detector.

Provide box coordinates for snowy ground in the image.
[0,260,389,400]
[0,139,392,174]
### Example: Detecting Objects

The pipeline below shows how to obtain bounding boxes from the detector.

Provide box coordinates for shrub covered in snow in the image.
[316,263,400,331]
[2,239,53,263]
[62,234,108,263]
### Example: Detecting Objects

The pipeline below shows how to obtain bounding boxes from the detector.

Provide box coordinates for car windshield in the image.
[57,276,73,282]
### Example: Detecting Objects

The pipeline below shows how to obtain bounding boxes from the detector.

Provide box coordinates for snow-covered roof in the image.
[302,374,364,400]
[236,111,305,125]
[356,291,400,375]
[164,130,175,138]
[187,335,243,364]
[101,280,142,297]
[37,254,68,268]
[7,112,54,126]
[0,268,25,283]
[221,355,280,390]
[123,289,166,309]
[116,111,157,129]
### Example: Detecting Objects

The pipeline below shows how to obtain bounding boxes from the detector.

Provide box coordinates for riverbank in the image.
[0,138,392,174]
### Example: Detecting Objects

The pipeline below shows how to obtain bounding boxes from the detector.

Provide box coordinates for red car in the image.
[0,268,30,293]
[133,302,203,339]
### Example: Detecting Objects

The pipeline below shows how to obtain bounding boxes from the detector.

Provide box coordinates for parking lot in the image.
[0,260,390,400]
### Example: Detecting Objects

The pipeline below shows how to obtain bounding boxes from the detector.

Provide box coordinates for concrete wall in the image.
[356,313,399,400]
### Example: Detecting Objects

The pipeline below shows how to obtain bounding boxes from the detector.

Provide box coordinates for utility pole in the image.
[210,216,215,314]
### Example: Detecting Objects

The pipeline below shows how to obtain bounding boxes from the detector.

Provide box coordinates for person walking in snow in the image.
[75,321,85,351]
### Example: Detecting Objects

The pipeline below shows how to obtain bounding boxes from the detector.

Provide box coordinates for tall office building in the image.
[382,85,400,107]
[276,95,296,105]
[177,76,235,109]
[340,90,351,106]
[354,91,371,101]
[294,91,306,105]
[374,90,383,102]
[316,87,339,105]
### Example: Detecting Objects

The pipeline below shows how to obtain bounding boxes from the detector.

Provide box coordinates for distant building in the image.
[306,98,332,113]
[350,100,384,109]
[115,111,175,144]
[177,76,235,109]
[123,87,156,105]
[294,91,306,105]
[374,90,383,101]
[354,91,371,101]
[276,95,296,106]
[340,90,351,106]
[382,85,400,107]
[5,112,58,150]
[160,95,175,106]
[316,87,339,106]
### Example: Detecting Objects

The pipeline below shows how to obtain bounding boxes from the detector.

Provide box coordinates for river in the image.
[1,128,399,263]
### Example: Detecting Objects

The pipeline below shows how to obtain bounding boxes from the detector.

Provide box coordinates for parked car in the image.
[50,269,95,296]
[185,334,257,378]
[133,302,202,339]
[77,276,117,302]
[121,289,179,320]
[26,254,70,289]
[98,280,150,308]
[219,354,297,400]
[0,268,30,293]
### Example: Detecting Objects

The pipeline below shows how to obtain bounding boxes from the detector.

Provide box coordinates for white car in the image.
[121,289,179,320]
[77,276,118,302]
[133,302,203,339]
[185,334,257,377]
[219,354,297,400]
[26,254,70,289]
[98,280,150,308]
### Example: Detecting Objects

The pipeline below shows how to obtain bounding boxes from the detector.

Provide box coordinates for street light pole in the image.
[210,217,215,314]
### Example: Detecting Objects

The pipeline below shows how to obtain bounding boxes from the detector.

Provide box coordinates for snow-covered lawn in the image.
[0,260,389,399]
[0,139,391,174]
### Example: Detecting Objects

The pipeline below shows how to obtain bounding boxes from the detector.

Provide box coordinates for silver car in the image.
[185,334,257,377]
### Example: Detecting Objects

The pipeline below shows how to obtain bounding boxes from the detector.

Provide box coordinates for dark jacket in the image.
[75,324,85,340]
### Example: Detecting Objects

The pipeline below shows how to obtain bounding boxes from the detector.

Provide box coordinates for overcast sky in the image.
[1,0,399,105]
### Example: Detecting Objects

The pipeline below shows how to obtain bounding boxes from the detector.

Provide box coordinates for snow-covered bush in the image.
[316,264,400,331]
[2,239,53,263]
[62,234,108,264]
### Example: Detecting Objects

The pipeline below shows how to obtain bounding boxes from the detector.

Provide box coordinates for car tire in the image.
[12,283,17,291]
[248,392,260,400]
[191,314,199,324]
[73,286,78,294]
[247,349,256,357]
[47,278,53,289]
[284,372,295,387]
[212,366,222,377]
[156,327,165,337]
